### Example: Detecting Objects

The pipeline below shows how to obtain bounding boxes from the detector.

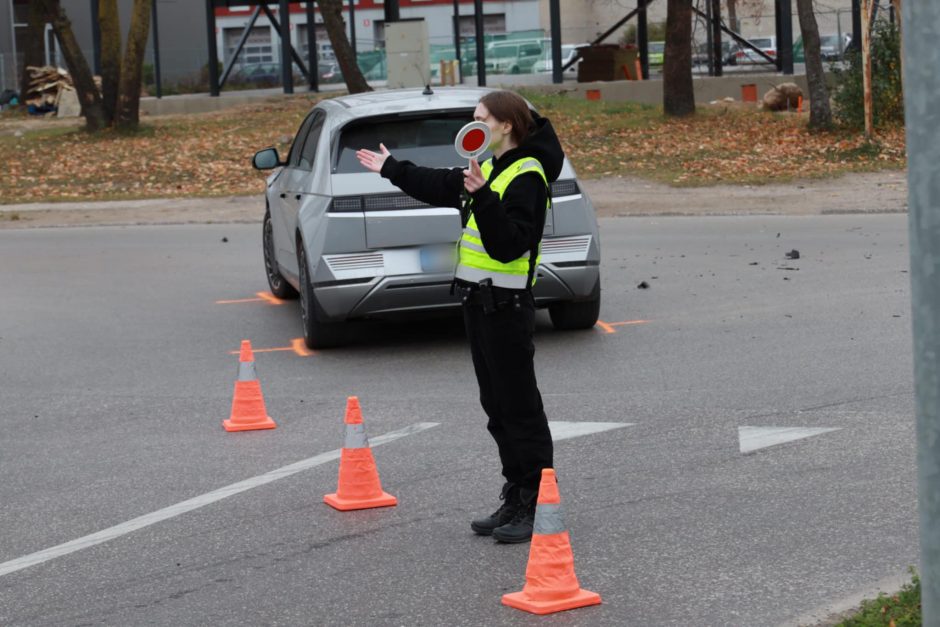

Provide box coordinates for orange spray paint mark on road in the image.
[228,339,315,357]
[596,319,650,334]
[215,291,285,305]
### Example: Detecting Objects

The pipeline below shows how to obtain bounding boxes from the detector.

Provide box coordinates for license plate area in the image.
[420,244,456,273]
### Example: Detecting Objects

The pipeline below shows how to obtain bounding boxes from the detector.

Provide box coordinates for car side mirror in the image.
[252,147,283,170]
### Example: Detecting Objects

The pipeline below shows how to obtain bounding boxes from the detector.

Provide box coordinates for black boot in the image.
[492,487,537,543]
[470,483,520,536]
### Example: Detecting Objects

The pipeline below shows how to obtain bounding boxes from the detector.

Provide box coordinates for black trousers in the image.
[461,289,553,490]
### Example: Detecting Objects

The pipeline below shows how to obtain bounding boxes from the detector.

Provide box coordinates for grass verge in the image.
[836,569,921,626]
[0,90,906,204]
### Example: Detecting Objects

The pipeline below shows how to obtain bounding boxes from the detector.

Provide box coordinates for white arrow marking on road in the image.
[738,426,841,454]
[0,422,439,579]
[550,421,633,442]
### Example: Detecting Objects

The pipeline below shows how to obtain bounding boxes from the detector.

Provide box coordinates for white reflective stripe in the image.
[237,362,257,381]
[532,503,566,535]
[518,160,543,173]
[464,225,481,239]
[344,423,369,449]
[459,240,488,254]
[454,265,529,289]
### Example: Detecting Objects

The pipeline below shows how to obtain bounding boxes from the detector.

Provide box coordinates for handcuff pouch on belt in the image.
[456,278,523,314]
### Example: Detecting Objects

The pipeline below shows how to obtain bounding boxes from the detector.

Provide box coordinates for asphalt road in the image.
[0,215,917,626]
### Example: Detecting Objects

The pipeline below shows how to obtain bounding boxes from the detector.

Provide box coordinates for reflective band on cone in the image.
[324,397,397,511]
[223,340,276,432]
[501,469,601,615]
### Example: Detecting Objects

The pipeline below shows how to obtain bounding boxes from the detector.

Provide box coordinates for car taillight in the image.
[330,196,363,212]
[768,49,777,56]
[550,179,580,197]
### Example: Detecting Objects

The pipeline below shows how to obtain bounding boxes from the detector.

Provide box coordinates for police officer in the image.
[356,90,565,543]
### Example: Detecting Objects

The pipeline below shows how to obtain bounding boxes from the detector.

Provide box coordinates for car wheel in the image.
[263,210,299,300]
[548,278,601,331]
[297,242,346,349]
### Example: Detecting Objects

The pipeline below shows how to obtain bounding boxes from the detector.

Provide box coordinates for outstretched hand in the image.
[355,143,391,174]
[463,158,486,194]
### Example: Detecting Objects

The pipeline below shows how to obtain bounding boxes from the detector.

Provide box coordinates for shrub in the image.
[832,19,904,129]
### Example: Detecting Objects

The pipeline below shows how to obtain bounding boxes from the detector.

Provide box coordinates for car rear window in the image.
[334,112,490,173]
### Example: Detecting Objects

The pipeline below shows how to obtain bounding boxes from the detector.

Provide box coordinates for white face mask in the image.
[473,103,513,154]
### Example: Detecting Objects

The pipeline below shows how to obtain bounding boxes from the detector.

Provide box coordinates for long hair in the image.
[479,90,534,146]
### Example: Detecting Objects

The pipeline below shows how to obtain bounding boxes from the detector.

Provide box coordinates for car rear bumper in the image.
[312,247,600,322]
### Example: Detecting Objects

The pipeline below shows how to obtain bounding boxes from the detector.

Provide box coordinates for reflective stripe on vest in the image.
[455,157,548,290]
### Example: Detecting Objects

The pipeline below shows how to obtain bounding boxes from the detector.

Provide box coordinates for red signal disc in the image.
[462,128,486,152]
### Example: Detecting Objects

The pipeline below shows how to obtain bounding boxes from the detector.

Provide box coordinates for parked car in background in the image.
[693,40,741,66]
[532,43,588,74]
[735,36,777,64]
[230,63,282,86]
[251,87,602,348]
[794,33,852,62]
[484,40,545,74]
[647,41,665,65]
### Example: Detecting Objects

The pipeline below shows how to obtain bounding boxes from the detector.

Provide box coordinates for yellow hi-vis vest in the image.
[454,156,549,290]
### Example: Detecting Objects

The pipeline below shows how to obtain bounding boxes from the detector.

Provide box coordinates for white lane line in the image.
[549,421,634,442]
[0,422,439,579]
[738,426,841,453]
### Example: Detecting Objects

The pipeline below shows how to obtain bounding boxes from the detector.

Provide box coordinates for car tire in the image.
[548,278,601,331]
[263,210,299,300]
[297,242,346,349]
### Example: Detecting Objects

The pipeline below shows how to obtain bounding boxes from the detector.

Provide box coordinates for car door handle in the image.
[279,193,287,199]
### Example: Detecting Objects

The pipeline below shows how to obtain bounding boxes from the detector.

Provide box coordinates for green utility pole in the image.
[903,2,940,622]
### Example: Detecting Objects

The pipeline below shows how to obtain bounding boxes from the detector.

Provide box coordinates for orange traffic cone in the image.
[222,340,276,432]
[502,469,601,615]
[324,397,397,511]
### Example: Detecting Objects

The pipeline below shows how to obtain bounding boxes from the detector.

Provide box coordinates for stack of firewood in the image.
[23,65,74,109]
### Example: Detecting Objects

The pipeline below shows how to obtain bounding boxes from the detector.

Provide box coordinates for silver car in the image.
[252,87,601,348]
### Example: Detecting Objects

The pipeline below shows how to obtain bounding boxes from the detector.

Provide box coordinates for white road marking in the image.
[549,421,634,442]
[0,422,439,579]
[739,426,841,454]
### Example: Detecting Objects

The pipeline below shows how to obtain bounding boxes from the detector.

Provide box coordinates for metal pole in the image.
[903,2,940,623]
[850,0,862,52]
[452,0,462,83]
[549,0,561,84]
[637,0,648,79]
[775,0,793,74]
[91,0,101,75]
[473,0,485,87]
[151,0,162,98]
[711,0,723,77]
[306,1,318,92]
[704,0,714,76]
[349,0,356,55]
[861,0,872,137]
[384,0,399,23]
[9,0,19,88]
[278,0,293,94]
[205,0,220,96]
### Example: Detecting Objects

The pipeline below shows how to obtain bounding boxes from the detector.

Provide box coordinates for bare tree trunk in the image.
[37,0,107,131]
[726,0,738,32]
[99,0,121,124]
[115,0,152,130]
[795,0,832,129]
[19,1,46,100]
[663,0,695,116]
[317,0,372,93]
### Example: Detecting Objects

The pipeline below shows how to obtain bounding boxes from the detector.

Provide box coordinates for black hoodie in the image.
[379,114,565,265]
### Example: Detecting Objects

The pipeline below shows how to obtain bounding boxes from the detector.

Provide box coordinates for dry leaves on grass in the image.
[0,96,319,204]
[0,93,907,204]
